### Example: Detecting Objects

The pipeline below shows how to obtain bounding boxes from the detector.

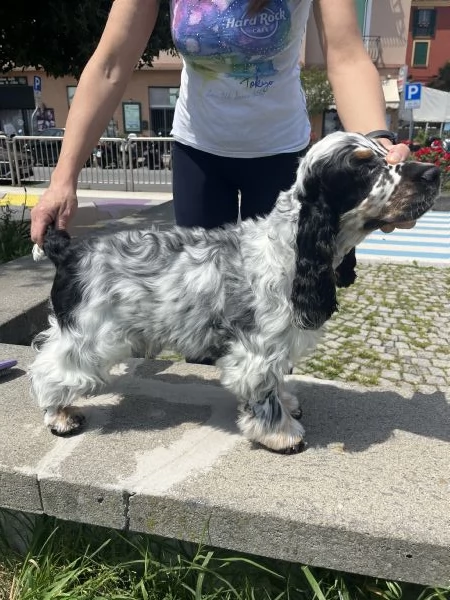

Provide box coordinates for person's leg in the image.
[172,142,239,365]
[172,142,239,229]
[238,150,306,221]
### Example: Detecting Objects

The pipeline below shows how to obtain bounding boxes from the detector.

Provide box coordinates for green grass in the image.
[293,263,450,387]
[0,512,449,600]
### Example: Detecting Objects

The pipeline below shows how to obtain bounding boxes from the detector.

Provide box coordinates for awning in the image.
[382,78,400,109]
[328,77,400,111]
[399,86,450,123]
[0,86,35,110]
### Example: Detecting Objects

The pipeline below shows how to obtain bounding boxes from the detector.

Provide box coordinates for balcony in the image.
[363,36,382,65]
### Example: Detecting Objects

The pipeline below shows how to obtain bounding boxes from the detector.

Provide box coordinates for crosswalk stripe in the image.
[359,243,447,254]
[356,210,449,264]
[364,238,448,246]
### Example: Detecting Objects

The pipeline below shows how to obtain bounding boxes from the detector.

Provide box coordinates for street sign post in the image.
[31,76,42,134]
[33,76,42,93]
[404,82,422,141]
[397,65,408,94]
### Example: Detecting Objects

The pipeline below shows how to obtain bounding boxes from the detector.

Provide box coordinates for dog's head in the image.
[291,131,440,329]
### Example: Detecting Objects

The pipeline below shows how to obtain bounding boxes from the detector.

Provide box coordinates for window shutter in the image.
[354,0,368,34]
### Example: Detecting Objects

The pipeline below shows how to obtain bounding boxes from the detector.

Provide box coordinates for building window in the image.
[412,40,430,67]
[149,87,179,137]
[67,86,77,107]
[412,9,436,38]
[354,0,374,36]
[122,101,142,133]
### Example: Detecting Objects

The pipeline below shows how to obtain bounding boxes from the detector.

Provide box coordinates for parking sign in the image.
[33,76,42,93]
[404,83,422,109]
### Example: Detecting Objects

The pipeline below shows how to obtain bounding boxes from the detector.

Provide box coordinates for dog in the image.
[29,131,440,454]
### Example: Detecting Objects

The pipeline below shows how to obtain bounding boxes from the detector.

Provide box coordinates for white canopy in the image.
[400,86,450,123]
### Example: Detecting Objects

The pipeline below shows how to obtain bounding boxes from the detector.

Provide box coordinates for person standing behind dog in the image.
[31,0,414,246]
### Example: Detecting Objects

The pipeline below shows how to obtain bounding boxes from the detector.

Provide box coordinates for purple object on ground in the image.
[0,359,18,372]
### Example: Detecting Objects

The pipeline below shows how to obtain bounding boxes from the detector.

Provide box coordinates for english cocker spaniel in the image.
[30,132,440,454]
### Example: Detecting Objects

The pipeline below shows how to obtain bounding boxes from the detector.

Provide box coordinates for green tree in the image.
[0,0,174,79]
[428,61,450,92]
[300,66,334,115]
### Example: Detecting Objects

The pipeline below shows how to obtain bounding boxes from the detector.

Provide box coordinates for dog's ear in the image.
[335,248,357,288]
[291,194,339,329]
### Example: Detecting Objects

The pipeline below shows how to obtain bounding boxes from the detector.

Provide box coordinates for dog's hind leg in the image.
[29,317,132,435]
[219,343,306,454]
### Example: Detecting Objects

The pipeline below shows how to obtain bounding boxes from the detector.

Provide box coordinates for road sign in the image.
[397,65,408,93]
[404,82,422,109]
[33,76,42,93]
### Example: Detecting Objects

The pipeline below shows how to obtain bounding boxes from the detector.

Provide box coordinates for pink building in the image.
[405,0,450,85]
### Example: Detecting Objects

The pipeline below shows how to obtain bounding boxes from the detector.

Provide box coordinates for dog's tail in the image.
[32,226,72,267]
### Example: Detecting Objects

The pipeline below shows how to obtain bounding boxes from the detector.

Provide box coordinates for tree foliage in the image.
[300,66,334,115]
[0,0,175,79]
[428,62,450,92]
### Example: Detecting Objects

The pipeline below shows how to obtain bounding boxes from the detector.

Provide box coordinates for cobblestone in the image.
[295,263,450,392]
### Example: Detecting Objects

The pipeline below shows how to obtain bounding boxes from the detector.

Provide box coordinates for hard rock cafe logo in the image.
[224,8,287,39]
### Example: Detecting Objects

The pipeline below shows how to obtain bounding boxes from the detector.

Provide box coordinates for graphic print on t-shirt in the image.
[171,0,292,80]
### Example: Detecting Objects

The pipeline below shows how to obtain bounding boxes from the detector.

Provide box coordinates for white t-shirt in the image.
[170,0,313,158]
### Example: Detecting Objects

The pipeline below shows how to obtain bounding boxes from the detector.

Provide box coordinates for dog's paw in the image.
[277,440,307,454]
[44,407,86,436]
[239,410,306,454]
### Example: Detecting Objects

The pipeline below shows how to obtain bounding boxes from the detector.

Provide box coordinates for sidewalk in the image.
[1,184,449,209]
[0,185,173,231]
[0,199,449,588]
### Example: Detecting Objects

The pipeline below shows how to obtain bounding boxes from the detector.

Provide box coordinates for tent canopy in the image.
[400,86,450,123]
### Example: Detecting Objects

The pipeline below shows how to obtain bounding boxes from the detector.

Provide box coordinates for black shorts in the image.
[172,141,308,229]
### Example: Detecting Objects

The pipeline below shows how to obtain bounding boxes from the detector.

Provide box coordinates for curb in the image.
[0,186,173,208]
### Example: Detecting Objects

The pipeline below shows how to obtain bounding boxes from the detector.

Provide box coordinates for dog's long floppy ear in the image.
[291,195,340,329]
[335,248,357,288]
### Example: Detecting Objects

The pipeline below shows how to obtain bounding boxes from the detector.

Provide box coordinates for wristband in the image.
[366,130,398,144]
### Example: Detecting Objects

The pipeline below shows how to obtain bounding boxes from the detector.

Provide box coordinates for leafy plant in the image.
[412,142,450,188]
[428,61,450,92]
[0,0,174,79]
[300,66,334,115]
[0,203,32,264]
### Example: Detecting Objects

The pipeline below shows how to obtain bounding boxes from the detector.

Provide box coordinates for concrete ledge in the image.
[0,256,54,344]
[1,344,449,587]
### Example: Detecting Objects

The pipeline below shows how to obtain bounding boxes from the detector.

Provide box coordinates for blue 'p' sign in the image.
[404,83,422,108]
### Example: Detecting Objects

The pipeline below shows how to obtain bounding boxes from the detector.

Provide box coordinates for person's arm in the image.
[31,0,160,245]
[314,0,413,231]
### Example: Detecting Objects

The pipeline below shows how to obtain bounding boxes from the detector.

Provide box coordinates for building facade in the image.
[405,0,450,85]
[304,0,413,136]
[0,52,181,138]
[1,1,417,140]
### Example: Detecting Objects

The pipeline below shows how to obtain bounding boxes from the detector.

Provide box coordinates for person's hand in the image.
[31,185,78,247]
[380,142,416,233]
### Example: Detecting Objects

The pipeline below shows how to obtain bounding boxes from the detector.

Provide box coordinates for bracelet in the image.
[366,130,398,144]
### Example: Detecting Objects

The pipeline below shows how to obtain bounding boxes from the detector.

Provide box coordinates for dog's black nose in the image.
[421,166,440,183]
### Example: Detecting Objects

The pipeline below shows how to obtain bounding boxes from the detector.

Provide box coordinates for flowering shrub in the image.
[412,140,450,190]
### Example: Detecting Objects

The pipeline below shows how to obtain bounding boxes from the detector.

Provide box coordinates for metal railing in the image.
[363,36,382,65]
[0,134,173,191]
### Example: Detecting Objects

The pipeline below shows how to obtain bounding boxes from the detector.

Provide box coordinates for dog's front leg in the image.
[219,346,306,454]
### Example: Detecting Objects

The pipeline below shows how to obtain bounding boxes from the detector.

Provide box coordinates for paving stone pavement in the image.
[292,262,449,393]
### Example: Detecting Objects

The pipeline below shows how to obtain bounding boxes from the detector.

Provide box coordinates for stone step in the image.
[1,343,449,587]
